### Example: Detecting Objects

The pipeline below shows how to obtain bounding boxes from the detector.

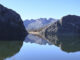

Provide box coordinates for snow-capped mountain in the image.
[23,18,56,31]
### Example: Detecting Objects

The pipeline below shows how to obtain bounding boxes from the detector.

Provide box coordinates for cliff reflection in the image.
[0,41,23,60]
[45,34,80,53]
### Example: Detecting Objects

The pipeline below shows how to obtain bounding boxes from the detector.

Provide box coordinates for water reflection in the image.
[5,34,80,60]
[0,41,23,60]
[25,34,80,53]
[45,34,80,52]
[24,34,51,45]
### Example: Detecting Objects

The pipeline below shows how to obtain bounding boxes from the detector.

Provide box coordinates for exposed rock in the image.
[45,15,80,37]
[0,4,28,40]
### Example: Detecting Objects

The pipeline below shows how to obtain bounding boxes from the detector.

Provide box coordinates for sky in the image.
[0,0,80,20]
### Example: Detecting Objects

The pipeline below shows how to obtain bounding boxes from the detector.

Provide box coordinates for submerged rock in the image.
[0,4,28,40]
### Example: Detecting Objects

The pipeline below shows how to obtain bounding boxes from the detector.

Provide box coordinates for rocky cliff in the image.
[0,4,28,40]
[45,15,80,36]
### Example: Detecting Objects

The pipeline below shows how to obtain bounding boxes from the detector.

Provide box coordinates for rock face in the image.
[0,4,28,40]
[45,15,80,36]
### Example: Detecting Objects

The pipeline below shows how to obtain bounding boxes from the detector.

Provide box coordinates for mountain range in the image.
[23,18,57,31]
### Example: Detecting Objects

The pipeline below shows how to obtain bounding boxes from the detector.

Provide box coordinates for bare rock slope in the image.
[0,4,28,40]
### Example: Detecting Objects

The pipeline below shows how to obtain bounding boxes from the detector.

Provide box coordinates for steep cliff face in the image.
[0,4,28,40]
[45,15,80,37]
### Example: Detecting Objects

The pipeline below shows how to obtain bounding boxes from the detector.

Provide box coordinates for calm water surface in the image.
[3,34,80,60]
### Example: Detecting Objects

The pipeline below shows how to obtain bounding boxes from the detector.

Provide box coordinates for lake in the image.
[2,34,80,60]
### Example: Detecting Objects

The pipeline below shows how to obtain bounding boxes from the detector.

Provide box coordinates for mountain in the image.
[23,18,56,31]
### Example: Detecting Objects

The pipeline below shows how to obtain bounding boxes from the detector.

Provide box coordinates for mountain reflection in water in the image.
[3,34,80,60]
[24,34,51,45]
[45,34,80,52]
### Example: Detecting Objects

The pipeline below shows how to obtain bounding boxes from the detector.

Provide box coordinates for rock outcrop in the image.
[0,4,28,40]
[45,15,80,36]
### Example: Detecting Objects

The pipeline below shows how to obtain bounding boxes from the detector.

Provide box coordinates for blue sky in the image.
[0,0,80,20]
